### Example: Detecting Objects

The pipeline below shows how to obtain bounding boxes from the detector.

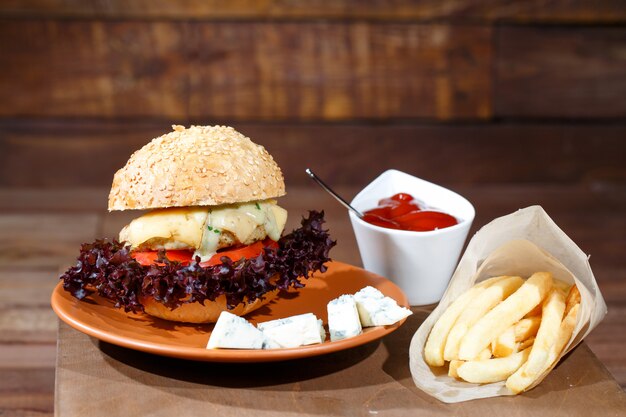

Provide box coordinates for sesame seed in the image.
[108,125,285,210]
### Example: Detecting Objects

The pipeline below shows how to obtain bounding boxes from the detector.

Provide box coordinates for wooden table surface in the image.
[55,312,625,417]
[1,184,624,415]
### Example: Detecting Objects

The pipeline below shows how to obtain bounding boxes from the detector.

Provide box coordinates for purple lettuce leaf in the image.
[59,211,335,313]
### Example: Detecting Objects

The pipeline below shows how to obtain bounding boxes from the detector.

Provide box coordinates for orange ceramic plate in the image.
[51,261,410,362]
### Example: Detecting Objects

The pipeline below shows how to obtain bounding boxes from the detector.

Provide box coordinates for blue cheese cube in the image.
[353,286,412,327]
[257,313,326,349]
[327,294,362,342]
[206,311,268,349]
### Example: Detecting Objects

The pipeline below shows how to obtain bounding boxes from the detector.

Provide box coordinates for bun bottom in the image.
[140,290,278,323]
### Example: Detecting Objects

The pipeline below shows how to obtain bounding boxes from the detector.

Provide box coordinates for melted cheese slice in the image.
[119,200,288,261]
[119,207,208,250]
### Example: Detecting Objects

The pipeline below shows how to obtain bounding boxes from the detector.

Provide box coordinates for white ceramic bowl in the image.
[349,170,475,305]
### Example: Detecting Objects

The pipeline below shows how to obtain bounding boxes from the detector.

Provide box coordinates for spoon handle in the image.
[305,168,364,218]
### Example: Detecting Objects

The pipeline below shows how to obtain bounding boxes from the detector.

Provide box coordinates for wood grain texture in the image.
[0,368,54,417]
[0,20,190,119]
[0,271,58,343]
[1,121,624,187]
[0,184,623,416]
[0,1,623,413]
[586,306,626,389]
[496,26,626,119]
[0,345,56,369]
[54,318,626,417]
[0,20,491,120]
[0,250,56,415]
[1,0,625,22]
[0,188,110,213]
[0,214,99,269]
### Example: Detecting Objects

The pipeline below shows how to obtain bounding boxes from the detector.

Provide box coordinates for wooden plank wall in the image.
[0,2,624,188]
[0,1,624,415]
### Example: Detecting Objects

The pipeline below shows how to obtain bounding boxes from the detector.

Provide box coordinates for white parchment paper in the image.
[408,205,607,403]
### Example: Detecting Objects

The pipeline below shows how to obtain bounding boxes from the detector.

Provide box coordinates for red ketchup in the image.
[362,193,458,232]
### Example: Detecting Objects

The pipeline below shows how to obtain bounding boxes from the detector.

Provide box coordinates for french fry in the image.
[457,347,532,384]
[458,272,553,361]
[424,270,581,395]
[477,347,492,361]
[493,318,540,358]
[506,303,579,394]
[553,279,571,296]
[444,276,524,361]
[522,289,566,376]
[449,346,491,378]
[514,316,541,342]
[448,360,464,378]
[491,325,516,358]
[424,276,507,367]
[565,285,581,316]
[552,303,579,360]
[518,337,535,351]
[524,303,542,318]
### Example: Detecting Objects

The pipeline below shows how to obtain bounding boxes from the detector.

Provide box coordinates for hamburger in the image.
[60,125,334,323]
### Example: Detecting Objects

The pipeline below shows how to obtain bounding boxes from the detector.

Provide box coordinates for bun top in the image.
[108,125,285,211]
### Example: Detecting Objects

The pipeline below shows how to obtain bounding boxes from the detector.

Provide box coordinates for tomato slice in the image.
[132,250,193,266]
[131,240,279,267]
[200,239,278,267]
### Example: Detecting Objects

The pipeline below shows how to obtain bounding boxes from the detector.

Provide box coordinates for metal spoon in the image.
[305,168,364,218]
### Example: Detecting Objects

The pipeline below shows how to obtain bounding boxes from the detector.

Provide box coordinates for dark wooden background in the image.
[0,1,624,415]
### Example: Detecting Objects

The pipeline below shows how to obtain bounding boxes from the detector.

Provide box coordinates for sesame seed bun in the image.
[140,290,278,324]
[108,125,285,211]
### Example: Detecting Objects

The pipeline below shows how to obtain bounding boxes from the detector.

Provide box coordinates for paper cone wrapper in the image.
[409,205,607,403]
